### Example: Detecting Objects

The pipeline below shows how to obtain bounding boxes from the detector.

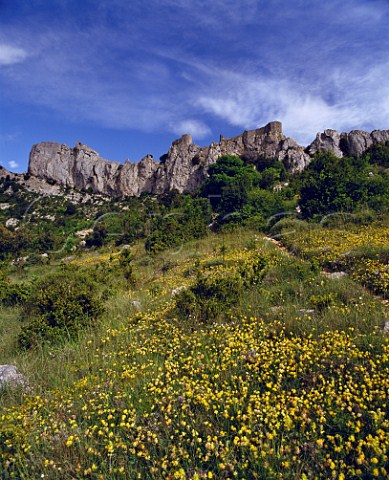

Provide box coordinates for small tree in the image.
[119,248,136,286]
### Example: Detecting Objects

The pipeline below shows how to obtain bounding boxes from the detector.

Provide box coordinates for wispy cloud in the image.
[8,160,19,169]
[195,60,389,144]
[171,119,211,138]
[0,44,28,66]
[0,133,19,142]
[321,0,387,24]
[156,0,260,25]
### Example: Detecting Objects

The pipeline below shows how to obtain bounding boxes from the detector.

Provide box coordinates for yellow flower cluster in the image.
[1,320,389,477]
[350,259,389,296]
[71,252,120,266]
[285,223,389,296]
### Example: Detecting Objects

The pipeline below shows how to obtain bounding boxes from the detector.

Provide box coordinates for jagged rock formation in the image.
[0,165,18,181]
[28,142,122,195]
[20,121,389,197]
[307,128,389,158]
[28,122,310,196]
[0,164,64,195]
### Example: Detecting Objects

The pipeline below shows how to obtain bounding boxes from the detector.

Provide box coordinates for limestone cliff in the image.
[307,128,389,158]
[28,142,121,195]
[27,121,309,196]
[25,122,389,197]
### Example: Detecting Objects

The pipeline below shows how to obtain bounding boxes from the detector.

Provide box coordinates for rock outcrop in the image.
[27,121,310,197]
[28,142,122,195]
[307,128,389,158]
[22,122,389,197]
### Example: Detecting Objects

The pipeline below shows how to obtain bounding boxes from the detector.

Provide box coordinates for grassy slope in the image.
[0,226,388,479]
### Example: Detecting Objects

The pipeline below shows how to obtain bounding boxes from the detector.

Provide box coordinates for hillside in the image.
[1,213,389,478]
[1,134,389,479]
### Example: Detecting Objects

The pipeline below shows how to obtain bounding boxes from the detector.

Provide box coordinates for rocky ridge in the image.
[307,128,389,158]
[5,122,389,197]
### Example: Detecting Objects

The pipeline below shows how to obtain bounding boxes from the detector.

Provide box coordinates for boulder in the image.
[171,286,187,297]
[5,218,19,228]
[299,309,315,316]
[130,300,142,309]
[307,129,343,157]
[323,271,347,279]
[0,365,29,391]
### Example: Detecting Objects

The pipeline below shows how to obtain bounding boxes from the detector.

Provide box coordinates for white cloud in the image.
[196,61,389,145]
[8,160,19,169]
[0,44,28,66]
[147,0,259,24]
[171,119,211,138]
[327,0,386,24]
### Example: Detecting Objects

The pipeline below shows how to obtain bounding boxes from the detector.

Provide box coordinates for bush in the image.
[268,217,309,237]
[0,280,31,307]
[174,274,243,324]
[364,140,389,168]
[298,151,389,217]
[119,248,136,286]
[145,197,212,255]
[174,254,267,324]
[18,270,104,349]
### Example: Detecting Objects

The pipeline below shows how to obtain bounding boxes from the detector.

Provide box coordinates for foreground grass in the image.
[1,228,389,478]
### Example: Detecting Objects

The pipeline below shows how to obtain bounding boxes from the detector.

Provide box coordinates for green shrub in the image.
[268,217,309,237]
[119,248,136,286]
[174,274,243,324]
[18,270,104,349]
[309,292,338,311]
[236,255,268,286]
[0,280,31,307]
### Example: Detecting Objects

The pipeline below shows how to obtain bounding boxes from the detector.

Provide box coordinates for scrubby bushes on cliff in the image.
[201,155,261,211]
[18,269,104,349]
[201,155,296,228]
[364,140,389,168]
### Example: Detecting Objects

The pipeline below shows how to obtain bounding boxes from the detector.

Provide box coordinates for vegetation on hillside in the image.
[1,144,388,261]
[0,145,388,478]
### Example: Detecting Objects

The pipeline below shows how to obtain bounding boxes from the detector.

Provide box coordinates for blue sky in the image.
[1,0,389,172]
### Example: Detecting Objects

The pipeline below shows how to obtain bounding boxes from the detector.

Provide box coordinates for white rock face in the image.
[28,142,121,194]
[27,122,310,197]
[307,129,344,157]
